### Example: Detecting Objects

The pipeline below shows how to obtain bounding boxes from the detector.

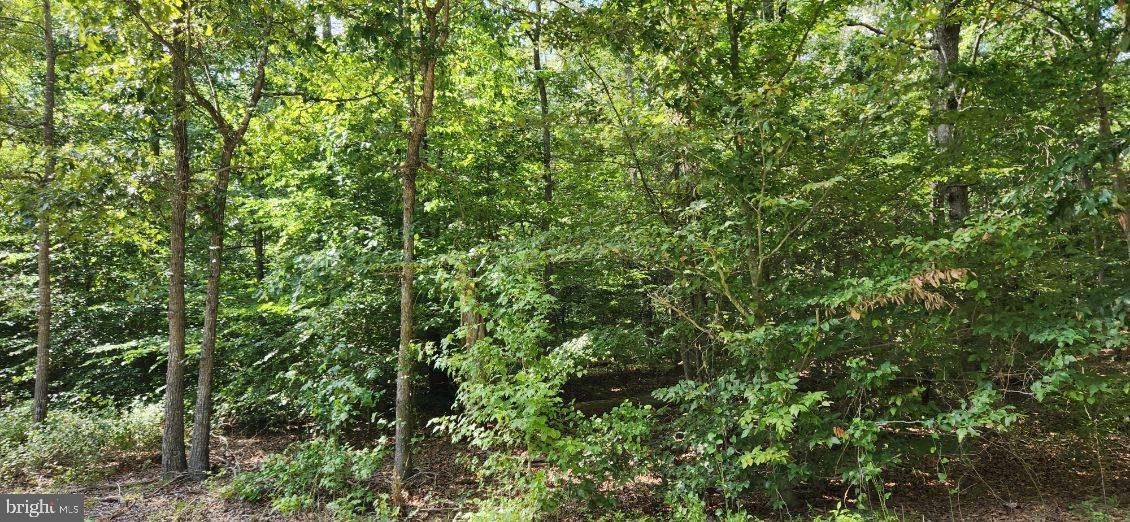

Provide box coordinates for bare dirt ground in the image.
[71,434,292,521]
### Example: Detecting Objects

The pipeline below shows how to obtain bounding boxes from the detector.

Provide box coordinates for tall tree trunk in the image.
[393,0,451,503]
[189,141,235,475]
[184,43,267,475]
[532,0,557,331]
[923,1,965,406]
[727,0,741,85]
[33,213,50,423]
[533,0,552,220]
[32,0,56,424]
[163,4,190,475]
[932,0,967,225]
[393,116,419,503]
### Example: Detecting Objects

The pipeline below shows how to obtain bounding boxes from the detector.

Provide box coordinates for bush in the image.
[227,437,391,518]
[0,402,161,485]
[553,402,654,507]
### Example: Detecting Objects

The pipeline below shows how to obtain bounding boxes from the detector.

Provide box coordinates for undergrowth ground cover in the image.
[1,0,1128,519]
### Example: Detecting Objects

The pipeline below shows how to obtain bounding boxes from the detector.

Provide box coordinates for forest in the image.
[0,0,1128,520]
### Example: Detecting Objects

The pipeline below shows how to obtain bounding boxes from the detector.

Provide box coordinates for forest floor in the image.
[13,369,1128,521]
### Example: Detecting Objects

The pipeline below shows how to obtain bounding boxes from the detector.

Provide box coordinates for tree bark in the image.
[393,0,451,503]
[321,13,332,41]
[188,142,234,475]
[727,0,742,84]
[932,0,967,225]
[32,0,56,424]
[533,0,552,216]
[683,291,708,381]
[393,115,419,503]
[253,227,265,281]
[459,265,485,348]
[532,0,557,332]
[187,45,268,475]
[163,2,190,476]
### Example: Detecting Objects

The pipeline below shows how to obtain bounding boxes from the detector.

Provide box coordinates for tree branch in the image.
[124,0,173,49]
[233,45,271,140]
[263,90,382,104]
[845,20,939,51]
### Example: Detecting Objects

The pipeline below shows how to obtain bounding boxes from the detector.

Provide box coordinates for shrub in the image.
[553,402,655,507]
[227,437,391,518]
[0,402,161,485]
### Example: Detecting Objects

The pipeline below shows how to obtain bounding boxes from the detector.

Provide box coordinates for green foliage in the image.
[0,402,161,484]
[656,372,829,508]
[553,403,655,507]
[214,299,395,435]
[810,505,897,522]
[227,437,392,518]
[458,481,552,522]
[432,246,571,456]
[0,0,1127,518]
[1069,497,1128,522]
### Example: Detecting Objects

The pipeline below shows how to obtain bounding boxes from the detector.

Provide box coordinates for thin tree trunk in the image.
[33,214,50,423]
[460,265,485,348]
[189,142,234,475]
[321,14,332,41]
[393,117,419,503]
[533,0,557,331]
[253,227,265,282]
[534,0,552,217]
[185,43,267,474]
[149,106,162,157]
[684,291,707,381]
[163,3,190,475]
[924,2,964,404]
[760,0,774,21]
[726,0,741,85]
[393,0,451,503]
[32,0,56,424]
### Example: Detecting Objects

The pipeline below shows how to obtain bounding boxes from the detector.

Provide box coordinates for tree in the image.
[126,0,194,475]
[31,0,56,424]
[392,0,453,502]
[186,28,272,476]
[531,0,554,314]
[0,0,1128,517]
[164,1,191,476]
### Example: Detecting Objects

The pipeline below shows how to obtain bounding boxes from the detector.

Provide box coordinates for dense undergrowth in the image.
[1,0,1128,519]
[226,437,394,518]
[0,402,160,485]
